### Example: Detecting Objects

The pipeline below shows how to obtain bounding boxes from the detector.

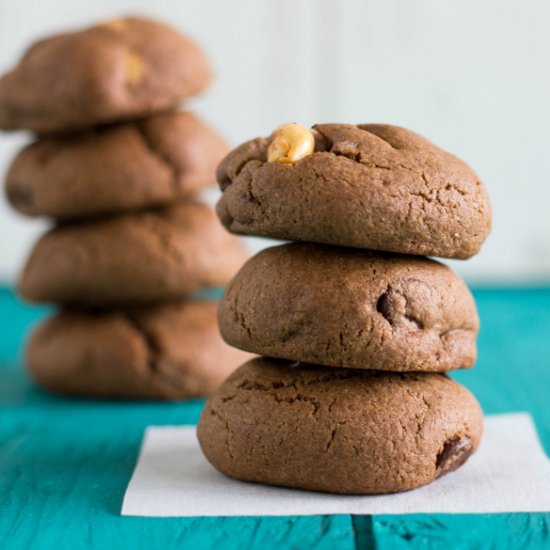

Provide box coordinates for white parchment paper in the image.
[121,413,550,517]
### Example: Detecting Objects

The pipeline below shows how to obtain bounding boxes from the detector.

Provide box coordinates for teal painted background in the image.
[1,287,549,549]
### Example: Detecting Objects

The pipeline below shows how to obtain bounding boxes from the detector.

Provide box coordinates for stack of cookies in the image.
[0,17,250,400]
[198,123,492,494]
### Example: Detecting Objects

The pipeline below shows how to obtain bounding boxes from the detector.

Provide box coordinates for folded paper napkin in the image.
[122,413,550,517]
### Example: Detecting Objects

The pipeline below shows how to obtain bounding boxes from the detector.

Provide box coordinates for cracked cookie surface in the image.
[217,123,492,259]
[197,357,483,494]
[6,112,227,220]
[218,242,478,372]
[19,202,247,306]
[27,301,252,400]
[0,17,211,133]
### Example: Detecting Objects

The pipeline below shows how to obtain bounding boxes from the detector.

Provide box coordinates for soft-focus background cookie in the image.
[219,242,479,373]
[217,123,492,259]
[6,112,227,220]
[27,301,252,400]
[0,17,211,133]
[19,202,247,306]
[198,357,483,494]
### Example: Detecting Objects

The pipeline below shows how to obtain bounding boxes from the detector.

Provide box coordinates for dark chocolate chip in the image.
[376,289,394,325]
[436,436,473,477]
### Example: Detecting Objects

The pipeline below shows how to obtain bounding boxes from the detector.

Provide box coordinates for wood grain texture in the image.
[1,287,550,549]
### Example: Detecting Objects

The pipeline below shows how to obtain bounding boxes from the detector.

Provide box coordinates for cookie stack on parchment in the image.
[198,123,492,494]
[0,17,250,400]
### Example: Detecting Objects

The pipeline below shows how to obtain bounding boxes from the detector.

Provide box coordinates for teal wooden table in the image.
[1,286,549,549]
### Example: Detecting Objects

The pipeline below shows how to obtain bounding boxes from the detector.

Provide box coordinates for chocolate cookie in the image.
[6,112,227,220]
[19,202,247,306]
[217,124,492,259]
[0,17,210,133]
[198,357,483,494]
[27,301,252,400]
[219,242,478,373]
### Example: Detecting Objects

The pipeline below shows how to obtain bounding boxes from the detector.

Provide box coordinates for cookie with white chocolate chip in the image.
[6,112,227,220]
[219,242,479,373]
[198,357,483,494]
[217,123,492,259]
[0,17,211,133]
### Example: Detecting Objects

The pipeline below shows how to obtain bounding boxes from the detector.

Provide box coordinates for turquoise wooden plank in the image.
[375,287,550,549]
[372,513,550,549]
[1,287,550,549]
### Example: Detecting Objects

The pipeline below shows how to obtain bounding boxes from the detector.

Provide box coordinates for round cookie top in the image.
[198,357,483,494]
[27,301,252,400]
[19,202,248,306]
[0,17,211,133]
[219,242,479,373]
[217,123,492,259]
[6,112,227,220]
